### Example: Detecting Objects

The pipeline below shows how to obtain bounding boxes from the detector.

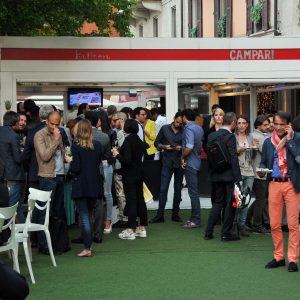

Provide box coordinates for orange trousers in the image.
[268,181,300,263]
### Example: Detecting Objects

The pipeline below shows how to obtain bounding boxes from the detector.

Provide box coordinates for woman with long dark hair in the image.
[112,119,148,240]
[235,115,256,236]
[70,119,103,256]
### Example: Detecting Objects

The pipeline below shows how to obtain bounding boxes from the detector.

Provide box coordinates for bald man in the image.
[34,111,67,255]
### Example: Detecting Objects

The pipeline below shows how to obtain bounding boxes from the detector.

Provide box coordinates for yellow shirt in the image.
[144,119,157,155]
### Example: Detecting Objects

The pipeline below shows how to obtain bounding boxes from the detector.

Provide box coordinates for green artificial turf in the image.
[1,210,299,300]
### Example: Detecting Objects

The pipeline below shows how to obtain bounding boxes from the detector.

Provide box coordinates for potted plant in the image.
[251,1,263,29]
[217,15,226,37]
[190,26,198,38]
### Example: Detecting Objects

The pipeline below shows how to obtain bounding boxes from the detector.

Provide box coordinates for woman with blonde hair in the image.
[204,107,225,151]
[70,119,103,257]
[204,107,225,224]
[209,107,225,130]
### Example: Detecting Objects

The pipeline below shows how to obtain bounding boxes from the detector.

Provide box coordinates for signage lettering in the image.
[75,50,110,60]
[230,49,274,60]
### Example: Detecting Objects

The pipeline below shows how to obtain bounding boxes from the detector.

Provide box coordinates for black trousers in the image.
[252,179,268,227]
[205,181,236,237]
[93,198,105,240]
[122,176,148,229]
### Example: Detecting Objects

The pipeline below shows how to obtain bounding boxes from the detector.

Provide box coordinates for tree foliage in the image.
[0,0,136,36]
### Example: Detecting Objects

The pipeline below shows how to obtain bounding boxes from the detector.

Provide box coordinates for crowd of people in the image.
[0,99,300,274]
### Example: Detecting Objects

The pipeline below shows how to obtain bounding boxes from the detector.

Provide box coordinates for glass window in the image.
[139,25,143,37]
[153,17,158,37]
[171,6,177,37]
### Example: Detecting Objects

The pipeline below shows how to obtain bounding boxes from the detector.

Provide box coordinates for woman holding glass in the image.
[70,119,103,257]
[235,115,256,237]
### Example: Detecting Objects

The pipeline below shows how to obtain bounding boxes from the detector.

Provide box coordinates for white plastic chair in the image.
[15,188,56,281]
[0,203,19,272]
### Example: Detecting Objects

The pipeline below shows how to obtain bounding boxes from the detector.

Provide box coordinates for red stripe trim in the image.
[1,48,300,60]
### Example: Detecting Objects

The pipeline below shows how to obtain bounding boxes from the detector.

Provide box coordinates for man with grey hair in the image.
[39,104,55,120]
[107,105,117,126]
[22,105,55,188]
[111,111,129,227]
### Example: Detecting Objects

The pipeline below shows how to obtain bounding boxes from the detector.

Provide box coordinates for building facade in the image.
[131,0,300,38]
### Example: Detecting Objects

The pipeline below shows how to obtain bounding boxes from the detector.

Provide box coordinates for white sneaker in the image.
[118,230,136,240]
[135,228,147,238]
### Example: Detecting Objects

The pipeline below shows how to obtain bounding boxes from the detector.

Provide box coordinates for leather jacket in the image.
[34,127,65,178]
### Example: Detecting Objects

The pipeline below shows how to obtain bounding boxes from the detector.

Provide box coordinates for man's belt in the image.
[271,177,291,182]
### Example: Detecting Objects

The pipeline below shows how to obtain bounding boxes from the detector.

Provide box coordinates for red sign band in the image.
[1,48,300,61]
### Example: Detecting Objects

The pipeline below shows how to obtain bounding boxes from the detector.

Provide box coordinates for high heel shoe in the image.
[77,249,92,257]
[104,223,112,234]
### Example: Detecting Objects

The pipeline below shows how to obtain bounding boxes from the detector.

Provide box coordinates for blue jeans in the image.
[157,165,183,216]
[7,180,25,223]
[184,166,200,225]
[103,165,113,221]
[239,176,254,226]
[38,176,65,250]
[74,198,96,249]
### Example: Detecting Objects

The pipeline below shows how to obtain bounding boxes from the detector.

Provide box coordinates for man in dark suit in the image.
[204,112,242,241]
[0,111,26,223]
[0,156,10,246]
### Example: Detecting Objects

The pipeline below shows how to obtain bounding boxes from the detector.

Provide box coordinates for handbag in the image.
[143,182,153,203]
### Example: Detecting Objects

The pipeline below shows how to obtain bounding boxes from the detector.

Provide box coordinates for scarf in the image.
[271,131,287,178]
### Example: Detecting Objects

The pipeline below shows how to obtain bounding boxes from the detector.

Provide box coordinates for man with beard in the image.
[150,112,184,223]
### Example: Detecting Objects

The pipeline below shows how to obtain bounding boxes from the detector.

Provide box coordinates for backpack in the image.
[206,132,230,172]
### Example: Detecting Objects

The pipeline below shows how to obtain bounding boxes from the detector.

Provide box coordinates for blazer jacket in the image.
[260,132,300,192]
[208,128,242,183]
[0,126,25,181]
[70,141,103,199]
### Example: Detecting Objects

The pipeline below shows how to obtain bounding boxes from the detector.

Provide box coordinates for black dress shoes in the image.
[221,235,240,241]
[265,258,285,269]
[288,262,298,272]
[171,215,183,222]
[39,248,50,255]
[93,237,103,243]
[204,233,214,240]
[149,215,165,224]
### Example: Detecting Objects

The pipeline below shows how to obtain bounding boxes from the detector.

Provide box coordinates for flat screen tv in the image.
[68,88,103,109]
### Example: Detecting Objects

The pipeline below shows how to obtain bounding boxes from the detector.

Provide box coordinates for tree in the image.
[0,0,136,36]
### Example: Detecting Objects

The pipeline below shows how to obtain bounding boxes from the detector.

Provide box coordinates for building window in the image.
[188,0,202,37]
[214,0,232,37]
[153,17,158,37]
[247,0,268,35]
[171,6,177,37]
[139,25,143,37]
